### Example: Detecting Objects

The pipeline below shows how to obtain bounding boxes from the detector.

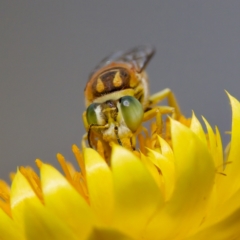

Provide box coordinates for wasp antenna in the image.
[87,125,94,148]
[114,126,122,146]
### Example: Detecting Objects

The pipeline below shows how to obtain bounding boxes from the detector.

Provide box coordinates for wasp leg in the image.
[81,133,88,149]
[130,136,136,150]
[82,111,89,131]
[130,125,149,150]
[143,106,174,135]
[82,111,109,149]
[82,112,93,148]
[87,124,109,148]
[148,88,181,119]
[114,126,122,146]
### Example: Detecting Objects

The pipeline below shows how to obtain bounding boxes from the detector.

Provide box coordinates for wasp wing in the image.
[89,45,155,78]
[89,50,125,79]
[121,45,155,73]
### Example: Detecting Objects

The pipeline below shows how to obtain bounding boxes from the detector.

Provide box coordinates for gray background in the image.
[1,1,240,181]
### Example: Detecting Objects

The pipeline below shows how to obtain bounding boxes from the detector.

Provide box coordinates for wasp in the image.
[83,46,181,150]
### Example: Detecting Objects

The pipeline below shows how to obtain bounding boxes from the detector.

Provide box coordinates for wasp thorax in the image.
[92,68,131,97]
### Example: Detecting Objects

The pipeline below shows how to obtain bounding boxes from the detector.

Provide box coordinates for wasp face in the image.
[86,96,144,143]
[84,46,155,147]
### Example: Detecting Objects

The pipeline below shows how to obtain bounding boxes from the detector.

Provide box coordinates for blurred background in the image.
[1,1,240,180]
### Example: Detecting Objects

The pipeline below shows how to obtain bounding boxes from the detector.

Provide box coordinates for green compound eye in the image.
[120,96,144,132]
[86,103,98,125]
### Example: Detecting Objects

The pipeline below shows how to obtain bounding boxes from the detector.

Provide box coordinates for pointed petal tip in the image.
[191,110,196,118]
[225,91,239,106]
[111,144,140,163]
[83,147,106,168]
[83,147,102,158]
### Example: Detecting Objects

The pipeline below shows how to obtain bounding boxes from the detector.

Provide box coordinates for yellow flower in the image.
[1,93,240,240]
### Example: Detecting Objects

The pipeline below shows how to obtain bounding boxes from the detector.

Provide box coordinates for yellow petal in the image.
[23,199,80,240]
[11,169,38,235]
[219,93,240,201]
[40,163,94,239]
[0,208,23,240]
[140,153,163,191]
[111,145,164,239]
[195,186,240,234]
[84,148,114,225]
[87,228,134,240]
[147,148,175,201]
[215,126,224,171]
[226,92,240,175]
[202,117,223,168]
[11,169,79,240]
[145,119,215,240]
[186,200,240,240]
[190,112,207,146]
[157,135,175,162]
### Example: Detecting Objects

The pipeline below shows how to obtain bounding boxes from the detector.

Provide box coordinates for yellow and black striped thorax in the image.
[84,46,155,107]
[84,63,142,106]
[92,67,131,97]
